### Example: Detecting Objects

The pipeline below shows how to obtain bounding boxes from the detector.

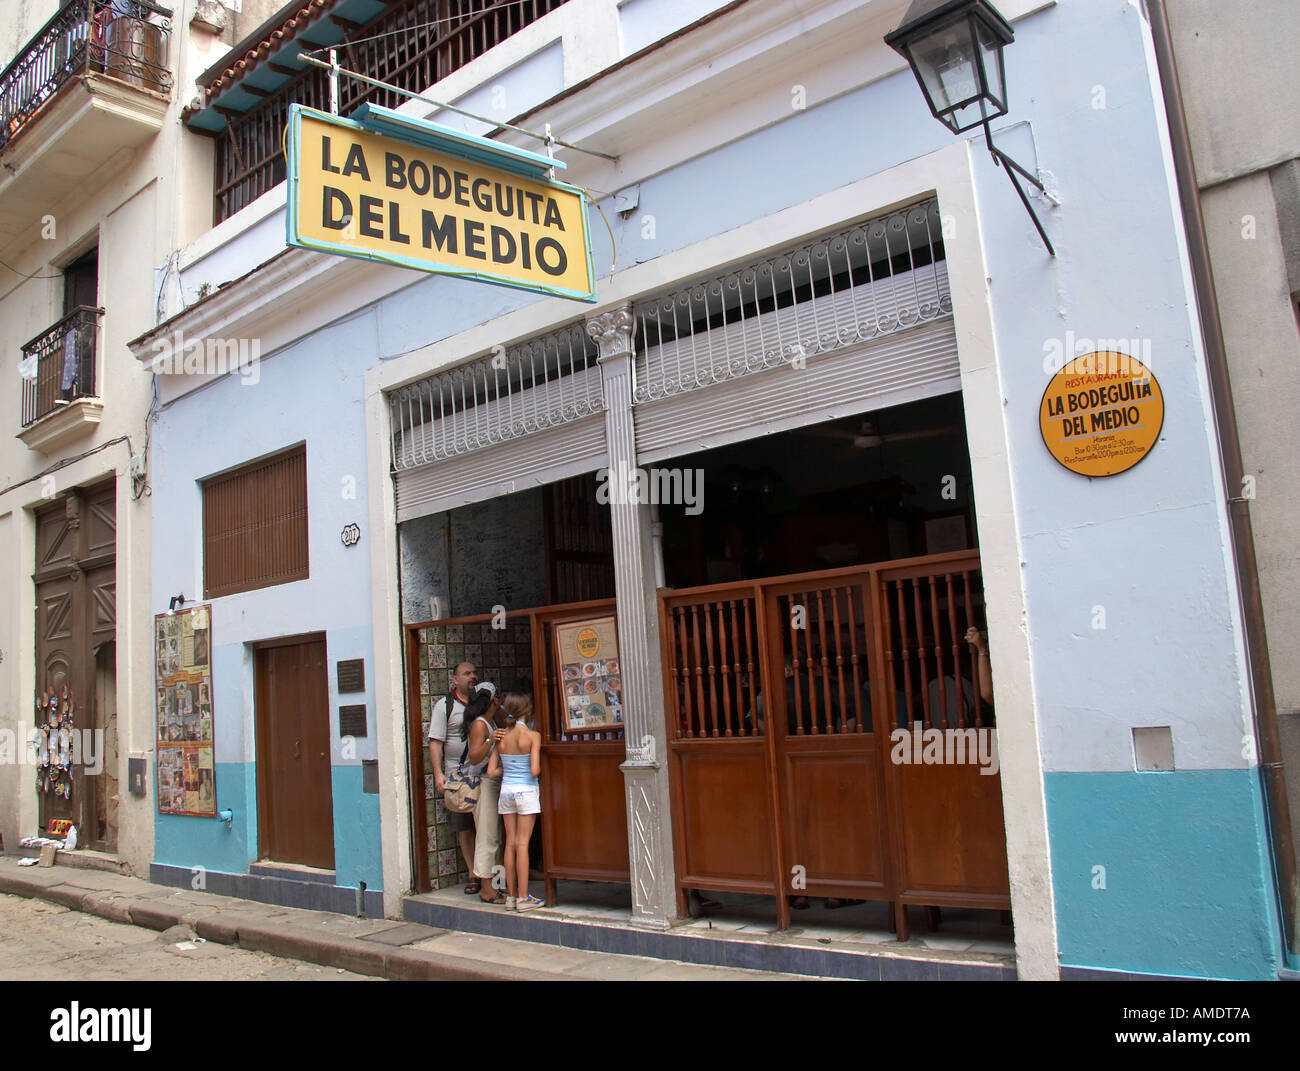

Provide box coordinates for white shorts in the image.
[498,785,541,815]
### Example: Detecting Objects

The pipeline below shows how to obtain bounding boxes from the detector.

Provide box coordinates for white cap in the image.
[476,681,497,698]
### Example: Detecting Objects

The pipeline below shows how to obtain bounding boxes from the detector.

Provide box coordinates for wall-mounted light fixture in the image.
[885,0,1056,255]
[167,594,186,615]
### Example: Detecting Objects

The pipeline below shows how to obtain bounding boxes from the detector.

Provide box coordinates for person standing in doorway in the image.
[488,693,545,910]
[428,662,481,894]
[463,682,508,904]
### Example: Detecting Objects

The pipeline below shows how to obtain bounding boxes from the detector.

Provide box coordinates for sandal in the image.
[479,892,509,905]
[464,879,482,895]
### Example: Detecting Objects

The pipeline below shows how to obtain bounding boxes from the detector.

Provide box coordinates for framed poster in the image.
[554,615,623,732]
[154,605,216,816]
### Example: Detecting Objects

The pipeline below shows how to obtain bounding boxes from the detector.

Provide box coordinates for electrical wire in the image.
[0,435,133,501]
[0,254,62,280]
[593,199,617,278]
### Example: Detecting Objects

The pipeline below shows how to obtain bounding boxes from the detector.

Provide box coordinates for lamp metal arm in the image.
[983,122,1056,256]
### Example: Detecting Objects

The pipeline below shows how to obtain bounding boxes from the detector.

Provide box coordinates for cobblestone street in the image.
[0,893,374,981]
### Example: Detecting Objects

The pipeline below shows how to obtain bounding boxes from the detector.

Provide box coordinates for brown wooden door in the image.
[255,637,334,869]
[33,484,115,844]
[661,553,1011,935]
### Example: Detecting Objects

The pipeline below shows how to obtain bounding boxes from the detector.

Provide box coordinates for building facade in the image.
[0,0,192,878]
[1165,0,1300,954]
[120,0,1294,980]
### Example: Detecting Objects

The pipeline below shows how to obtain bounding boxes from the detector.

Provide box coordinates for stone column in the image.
[587,305,678,929]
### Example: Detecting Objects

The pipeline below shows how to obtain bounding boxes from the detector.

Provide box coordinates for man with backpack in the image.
[428,662,482,894]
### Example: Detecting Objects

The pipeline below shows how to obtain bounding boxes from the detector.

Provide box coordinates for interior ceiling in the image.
[691,393,967,500]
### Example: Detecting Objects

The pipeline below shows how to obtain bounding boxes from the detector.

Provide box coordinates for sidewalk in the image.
[0,856,819,981]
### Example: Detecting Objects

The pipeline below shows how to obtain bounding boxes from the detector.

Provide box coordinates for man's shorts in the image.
[498,785,541,815]
[446,806,475,833]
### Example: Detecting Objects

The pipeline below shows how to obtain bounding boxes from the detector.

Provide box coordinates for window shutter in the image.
[202,446,309,598]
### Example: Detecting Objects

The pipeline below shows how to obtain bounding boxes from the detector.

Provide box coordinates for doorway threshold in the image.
[250,861,337,885]
[46,848,128,876]
[404,882,1015,980]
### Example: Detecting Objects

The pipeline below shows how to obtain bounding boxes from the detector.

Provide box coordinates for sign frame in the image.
[553,615,623,733]
[285,104,598,303]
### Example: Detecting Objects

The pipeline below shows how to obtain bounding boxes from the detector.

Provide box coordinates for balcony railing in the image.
[212,0,567,224]
[0,0,172,155]
[20,306,103,428]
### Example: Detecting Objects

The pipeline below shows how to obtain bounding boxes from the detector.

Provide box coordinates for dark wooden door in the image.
[661,553,1010,937]
[33,484,115,844]
[255,637,334,869]
[63,248,98,313]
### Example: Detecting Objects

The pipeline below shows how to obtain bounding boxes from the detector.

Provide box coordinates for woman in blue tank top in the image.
[487,693,544,911]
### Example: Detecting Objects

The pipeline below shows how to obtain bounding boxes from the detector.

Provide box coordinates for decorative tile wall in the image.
[418,619,534,889]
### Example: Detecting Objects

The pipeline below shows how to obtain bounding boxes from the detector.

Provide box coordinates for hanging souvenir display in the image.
[34,684,75,798]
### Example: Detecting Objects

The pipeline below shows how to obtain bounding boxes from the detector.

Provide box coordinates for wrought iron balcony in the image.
[20,306,103,429]
[0,0,172,155]
[192,0,566,224]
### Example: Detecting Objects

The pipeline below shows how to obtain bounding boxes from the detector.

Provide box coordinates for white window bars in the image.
[631,200,951,404]
[390,320,603,471]
[389,201,950,471]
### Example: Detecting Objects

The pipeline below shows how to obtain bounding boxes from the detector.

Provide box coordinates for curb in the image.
[0,868,574,981]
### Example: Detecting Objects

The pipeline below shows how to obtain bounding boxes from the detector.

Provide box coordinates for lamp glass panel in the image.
[976,18,1008,111]
[911,17,981,118]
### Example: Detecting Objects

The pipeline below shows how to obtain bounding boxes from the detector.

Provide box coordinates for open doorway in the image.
[657,392,975,587]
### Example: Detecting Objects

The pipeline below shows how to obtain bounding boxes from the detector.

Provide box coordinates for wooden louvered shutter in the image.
[202,445,309,598]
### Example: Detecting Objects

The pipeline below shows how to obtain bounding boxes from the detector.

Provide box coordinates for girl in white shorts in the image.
[487,693,544,910]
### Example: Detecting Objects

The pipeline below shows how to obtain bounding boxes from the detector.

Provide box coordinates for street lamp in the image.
[886,0,1055,255]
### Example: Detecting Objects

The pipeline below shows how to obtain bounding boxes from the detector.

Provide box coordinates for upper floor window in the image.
[192,0,568,225]
[202,445,309,599]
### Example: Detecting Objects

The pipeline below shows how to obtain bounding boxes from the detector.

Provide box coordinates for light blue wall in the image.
[152,0,1286,968]
[151,311,382,886]
[1046,770,1281,979]
[332,765,383,889]
[154,761,382,890]
[155,762,256,874]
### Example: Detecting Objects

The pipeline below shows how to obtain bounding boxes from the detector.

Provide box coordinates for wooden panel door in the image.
[768,580,891,905]
[255,637,334,869]
[33,484,116,843]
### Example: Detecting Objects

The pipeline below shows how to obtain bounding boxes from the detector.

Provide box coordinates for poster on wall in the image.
[554,616,622,732]
[154,605,216,816]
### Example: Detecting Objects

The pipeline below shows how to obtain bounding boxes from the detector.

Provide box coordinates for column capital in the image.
[586,305,635,362]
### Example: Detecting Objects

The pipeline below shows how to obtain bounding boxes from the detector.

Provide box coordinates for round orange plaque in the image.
[576,628,600,658]
[1039,352,1164,477]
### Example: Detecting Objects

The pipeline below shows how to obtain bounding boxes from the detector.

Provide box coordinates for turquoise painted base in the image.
[154,761,381,890]
[1045,769,1284,979]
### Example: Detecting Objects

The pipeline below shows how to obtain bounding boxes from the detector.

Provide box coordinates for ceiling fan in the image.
[801,418,957,449]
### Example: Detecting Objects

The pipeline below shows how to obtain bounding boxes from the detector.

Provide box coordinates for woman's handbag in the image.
[443,768,479,813]
[442,713,499,813]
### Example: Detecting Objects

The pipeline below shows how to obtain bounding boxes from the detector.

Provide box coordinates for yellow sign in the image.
[1039,352,1164,477]
[286,106,595,301]
[576,628,600,659]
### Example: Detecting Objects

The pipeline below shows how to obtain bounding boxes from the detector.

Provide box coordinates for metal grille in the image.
[0,1,172,155]
[202,446,309,599]
[212,0,569,223]
[390,320,603,471]
[631,200,950,404]
[19,307,103,427]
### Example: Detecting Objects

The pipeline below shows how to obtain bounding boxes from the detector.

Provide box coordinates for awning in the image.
[182,0,391,134]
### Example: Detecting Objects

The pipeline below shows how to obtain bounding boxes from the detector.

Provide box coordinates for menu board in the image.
[154,606,216,816]
[555,615,622,731]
